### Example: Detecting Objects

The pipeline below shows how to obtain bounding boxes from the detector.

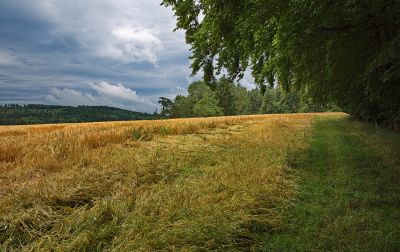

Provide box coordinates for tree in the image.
[192,93,223,117]
[247,89,263,115]
[158,97,174,117]
[173,95,193,118]
[188,81,224,117]
[260,88,281,114]
[162,0,400,129]
[280,90,301,113]
[232,85,249,115]
[188,81,214,101]
[215,77,237,115]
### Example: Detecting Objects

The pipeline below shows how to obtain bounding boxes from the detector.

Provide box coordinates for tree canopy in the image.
[162,0,400,129]
[0,105,156,125]
[159,79,338,118]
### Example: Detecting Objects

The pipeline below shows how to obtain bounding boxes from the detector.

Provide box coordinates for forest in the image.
[162,0,400,130]
[159,78,340,118]
[0,104,156,125]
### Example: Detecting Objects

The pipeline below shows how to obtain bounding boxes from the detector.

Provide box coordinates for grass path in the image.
[262,116,400,251]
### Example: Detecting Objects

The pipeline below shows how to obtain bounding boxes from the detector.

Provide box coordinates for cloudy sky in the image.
[0,0,255,112]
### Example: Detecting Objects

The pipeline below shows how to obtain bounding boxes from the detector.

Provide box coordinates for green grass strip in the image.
[261,116,400,251]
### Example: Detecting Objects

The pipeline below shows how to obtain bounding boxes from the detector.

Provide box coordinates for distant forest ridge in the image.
[0,104,157,125]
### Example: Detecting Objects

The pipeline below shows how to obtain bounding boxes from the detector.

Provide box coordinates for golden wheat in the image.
[0,113,346,251]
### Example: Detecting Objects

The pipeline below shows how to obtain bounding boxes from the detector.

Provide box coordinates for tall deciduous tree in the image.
[173,95,193,118]
[192,93,223,117]
[215,77,237,115]
[162,0,400,129]
[158,97,174,117]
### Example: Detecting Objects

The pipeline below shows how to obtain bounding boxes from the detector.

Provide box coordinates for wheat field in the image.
[0,113,345,251]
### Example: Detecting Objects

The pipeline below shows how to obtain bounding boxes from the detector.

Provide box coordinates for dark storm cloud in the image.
[0,0,193,112]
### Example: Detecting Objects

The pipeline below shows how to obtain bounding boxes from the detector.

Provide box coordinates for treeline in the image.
[159,78,340,118]
[162,0,400,130]
[0,105,157,125]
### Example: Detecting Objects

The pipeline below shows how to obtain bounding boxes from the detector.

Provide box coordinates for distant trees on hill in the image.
[0,105,157,125]
[159,78,340,118]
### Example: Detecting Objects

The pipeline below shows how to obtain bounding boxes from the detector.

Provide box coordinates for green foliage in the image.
[215,77,237,115]
[234,85,251,115]
[158,97,174,117]
[260,87,341,114]
[173,95,193,118]
[162,81,227,118]
[188,81,214,100]
[192,93,223,117]
[161,79,337,118]
[0,105,156,125]
[162,0,400,129]
[260,88,282,114]
[247,89,263,115]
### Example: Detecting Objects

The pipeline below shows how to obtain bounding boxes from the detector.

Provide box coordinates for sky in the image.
[0,0,255,113]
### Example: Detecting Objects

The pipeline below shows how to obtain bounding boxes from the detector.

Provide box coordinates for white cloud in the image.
[169,86,188,97]
[103,25,163,64]
[46,88,97,105]
[0,0,196,112]
[34,0,175,64]
[89,81,153,105]
[46,81,155,112]
[0,50,17,65]
[239,70,257,90]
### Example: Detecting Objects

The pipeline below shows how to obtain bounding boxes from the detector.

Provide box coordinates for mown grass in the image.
[262,116,400,251]
[0,113,324,251]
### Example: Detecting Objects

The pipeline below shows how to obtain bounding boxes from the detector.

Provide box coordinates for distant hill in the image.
[0,104,158,125]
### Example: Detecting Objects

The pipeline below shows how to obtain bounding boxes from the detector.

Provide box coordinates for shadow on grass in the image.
[261,116,400,251]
